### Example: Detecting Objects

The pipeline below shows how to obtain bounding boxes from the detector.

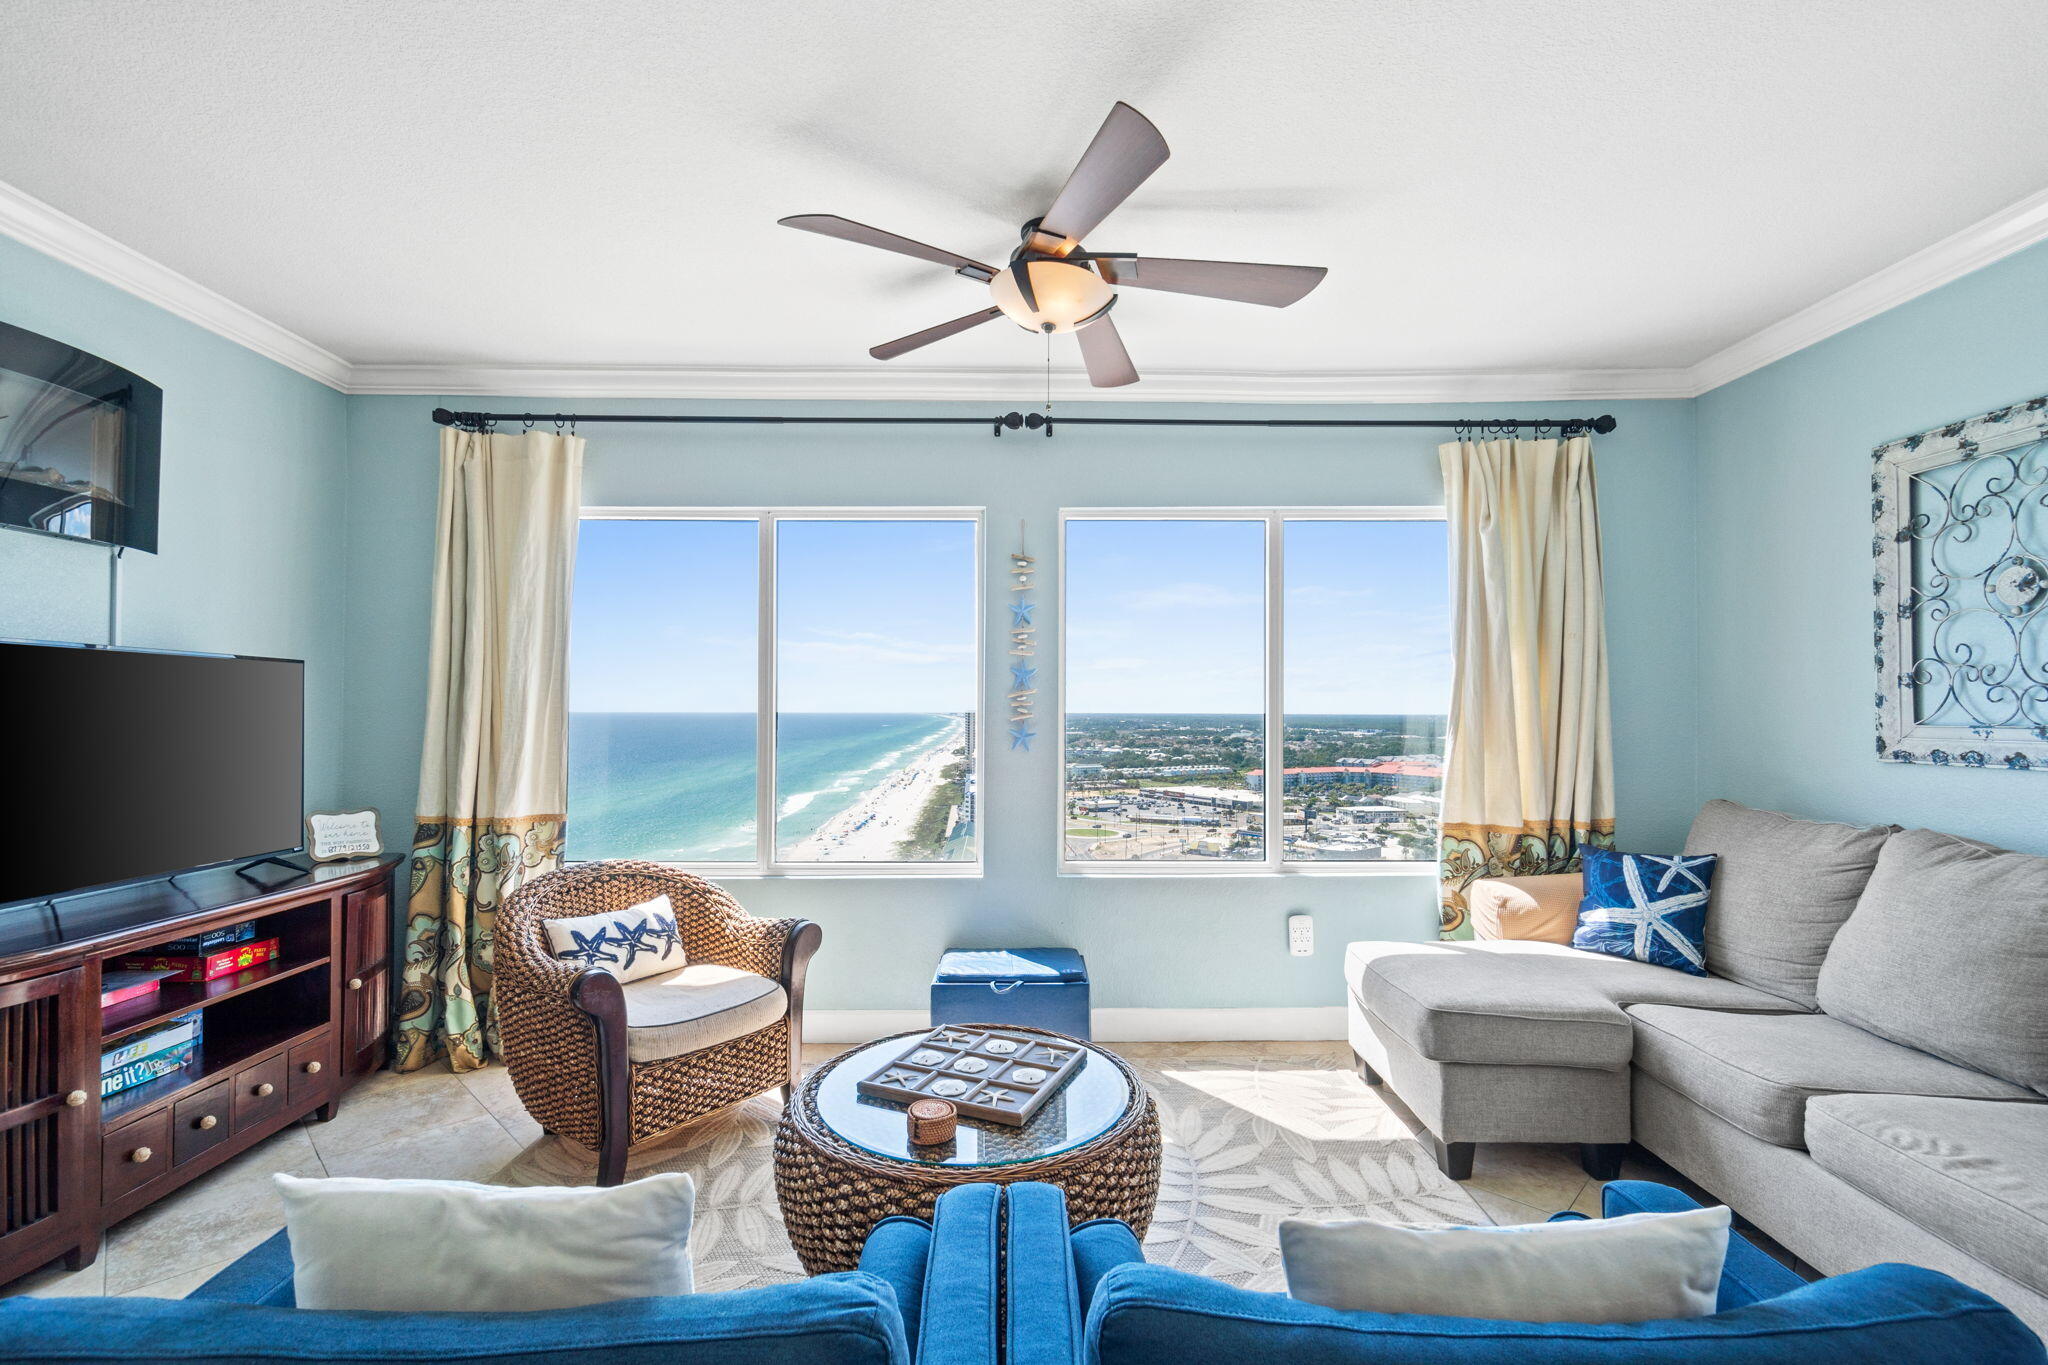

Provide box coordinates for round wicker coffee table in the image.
[774,1024,1160,1273]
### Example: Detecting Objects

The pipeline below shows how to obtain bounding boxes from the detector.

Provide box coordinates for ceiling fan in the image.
[778,102,1328,387]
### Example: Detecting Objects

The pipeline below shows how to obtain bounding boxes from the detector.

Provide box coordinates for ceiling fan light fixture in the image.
[989,259,1114,334]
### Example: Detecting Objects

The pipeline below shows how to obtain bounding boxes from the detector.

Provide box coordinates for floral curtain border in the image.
[394,816,564,1072]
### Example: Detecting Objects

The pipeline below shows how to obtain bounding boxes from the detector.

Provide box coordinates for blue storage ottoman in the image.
[931,948,1091,1039]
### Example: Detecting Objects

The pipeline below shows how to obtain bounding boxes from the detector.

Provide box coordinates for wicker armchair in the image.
[496,861,822,1185]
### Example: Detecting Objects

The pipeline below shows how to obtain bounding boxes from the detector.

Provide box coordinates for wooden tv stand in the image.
[0,856,398,1285]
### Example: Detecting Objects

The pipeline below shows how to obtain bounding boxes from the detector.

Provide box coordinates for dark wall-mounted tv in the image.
[0,641,304,907]
[0,319,161,553]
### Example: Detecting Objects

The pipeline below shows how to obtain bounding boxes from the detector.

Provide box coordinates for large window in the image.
[570,511,981,872]
[1062,511,1447,870]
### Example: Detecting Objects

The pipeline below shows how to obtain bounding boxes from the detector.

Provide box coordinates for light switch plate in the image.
[1287,913,1314,957]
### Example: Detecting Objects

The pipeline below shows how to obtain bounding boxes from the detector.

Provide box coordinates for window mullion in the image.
[757,513,777,872]
[1265,512,1285,872]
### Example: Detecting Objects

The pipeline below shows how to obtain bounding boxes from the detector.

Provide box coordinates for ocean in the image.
[567,712,960,862]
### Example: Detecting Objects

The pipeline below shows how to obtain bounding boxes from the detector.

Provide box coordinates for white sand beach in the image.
[786,719,966,860]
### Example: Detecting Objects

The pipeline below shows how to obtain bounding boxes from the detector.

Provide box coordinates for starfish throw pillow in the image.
[1573,846,1716,975]
[542,893,686,983]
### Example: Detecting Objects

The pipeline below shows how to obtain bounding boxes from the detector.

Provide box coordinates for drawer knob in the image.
[64,1090,87,1108]
[348,977,364,991]
[304,1060,323,1074]
[253,1082,275,1098]
[197,1114,219,1131]
[130,1146,153,1164]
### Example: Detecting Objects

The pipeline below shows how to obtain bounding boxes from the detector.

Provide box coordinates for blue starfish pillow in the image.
[1573,846,1717,975]
[543,893,686,983]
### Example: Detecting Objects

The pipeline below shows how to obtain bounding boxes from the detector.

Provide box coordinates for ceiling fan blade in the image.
[779,214,994,277]
[1036,103,1170,245]
[1076,315,1139,388]
[1099,257,1326,307]
[870,307,1004,360]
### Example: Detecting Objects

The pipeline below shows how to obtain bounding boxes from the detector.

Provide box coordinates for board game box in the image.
[116,936,280,983]
[154,922,257,955]
[101,1042,196,1098]
[856,1026,1086,1127]
[100,1013,203,1075]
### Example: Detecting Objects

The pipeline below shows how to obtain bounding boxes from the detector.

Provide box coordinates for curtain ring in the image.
[521,413,535,432]
[554,414,567,434]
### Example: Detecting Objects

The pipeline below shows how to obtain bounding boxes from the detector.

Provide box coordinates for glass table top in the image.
[813,1032,1132,1168]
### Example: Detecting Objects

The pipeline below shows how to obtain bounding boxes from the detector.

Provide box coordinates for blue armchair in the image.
[1016,1180,2047,1364]
[0,1182,1006,1365]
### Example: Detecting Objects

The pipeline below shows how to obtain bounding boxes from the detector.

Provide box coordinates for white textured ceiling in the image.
[4,0,2048,388]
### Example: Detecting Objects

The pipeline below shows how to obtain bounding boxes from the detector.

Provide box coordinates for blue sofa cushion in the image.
[1071,1218,1145,1322]
[189,1228,296,1307]
[1600,1180,1805,1310]
[916,1181,1001,1365]
[858,1216,933,1360]
[0,1272,910,1365]
[1006,1182,1084,1365]
[1086,1261,2046,1364]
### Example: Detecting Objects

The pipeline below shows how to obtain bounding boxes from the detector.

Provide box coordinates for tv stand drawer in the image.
[231,1053,289,1133]
[172,1080,234,1166]
[102,1111,172,1203]
[288,1035,333,1106]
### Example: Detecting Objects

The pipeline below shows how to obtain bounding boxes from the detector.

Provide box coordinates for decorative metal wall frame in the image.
[1873,393,2048,770]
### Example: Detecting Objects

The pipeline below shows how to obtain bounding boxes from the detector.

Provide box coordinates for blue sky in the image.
[570,518,976,712]
[1064,518,1450,714]
[571,515,1448,715]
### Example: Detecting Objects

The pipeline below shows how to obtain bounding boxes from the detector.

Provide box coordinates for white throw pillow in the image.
[275,1173,695,1311]
[1279,1205,1729,1323]
[542,893,686,983]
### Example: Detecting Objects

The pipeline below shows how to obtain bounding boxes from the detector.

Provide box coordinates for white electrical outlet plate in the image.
[1287,913,1314,957]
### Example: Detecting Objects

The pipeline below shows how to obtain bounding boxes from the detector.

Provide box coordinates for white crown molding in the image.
[7,170,2046,403]
[345,360,1694,403]
[1687,184,2048,395]
[805,1007,1345,1044]
[0,181,353,392]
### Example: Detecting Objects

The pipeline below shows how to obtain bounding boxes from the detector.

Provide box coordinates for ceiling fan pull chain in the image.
[1044,331,1056,437]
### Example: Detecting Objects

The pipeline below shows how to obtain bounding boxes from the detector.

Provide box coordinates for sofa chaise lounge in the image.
[1346,799,2048,1333]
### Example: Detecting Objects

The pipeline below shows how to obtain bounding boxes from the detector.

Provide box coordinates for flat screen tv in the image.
[0,641,304,907]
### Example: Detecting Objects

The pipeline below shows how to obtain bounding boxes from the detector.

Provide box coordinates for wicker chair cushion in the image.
[623,963,788,1063]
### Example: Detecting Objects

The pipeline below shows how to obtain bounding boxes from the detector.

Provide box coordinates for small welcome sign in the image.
[305,809,382,862]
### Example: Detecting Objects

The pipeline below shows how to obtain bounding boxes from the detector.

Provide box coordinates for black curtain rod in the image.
[431,407,1617,439]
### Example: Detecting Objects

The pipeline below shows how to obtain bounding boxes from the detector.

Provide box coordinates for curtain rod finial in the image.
[1591,414,1617,435]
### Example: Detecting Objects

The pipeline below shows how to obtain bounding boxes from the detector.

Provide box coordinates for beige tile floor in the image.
[0,1040,1735,1301]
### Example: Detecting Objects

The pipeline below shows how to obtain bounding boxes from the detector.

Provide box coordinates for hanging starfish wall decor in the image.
[1008,532,1038,750]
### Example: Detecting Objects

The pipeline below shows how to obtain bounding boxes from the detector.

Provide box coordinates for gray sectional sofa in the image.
[1346,799,2048,1331]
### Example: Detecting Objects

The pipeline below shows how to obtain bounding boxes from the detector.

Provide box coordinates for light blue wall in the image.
[0,225,1708,1015]
[343,395,1700,1012]
[0,234,353,811]
[1695,239,2048,854]
[14,207,2044,1011]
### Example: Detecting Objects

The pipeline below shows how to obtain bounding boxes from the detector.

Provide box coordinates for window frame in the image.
[1057,506,1446,878]
[578,506,985,878]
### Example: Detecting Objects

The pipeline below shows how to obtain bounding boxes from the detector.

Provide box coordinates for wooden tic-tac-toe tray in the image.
[855,1026,1086,1126]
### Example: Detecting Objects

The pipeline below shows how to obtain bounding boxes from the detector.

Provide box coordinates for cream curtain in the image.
[395,428,585,1072]
[1436,435,1614,938]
